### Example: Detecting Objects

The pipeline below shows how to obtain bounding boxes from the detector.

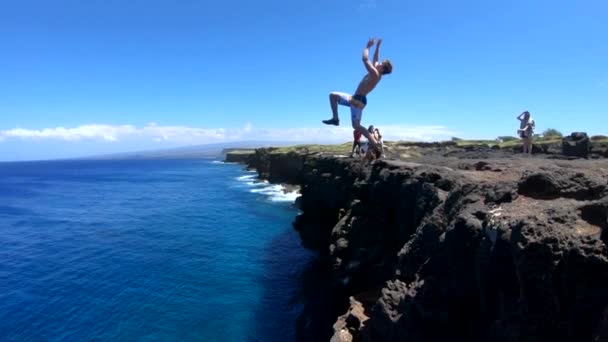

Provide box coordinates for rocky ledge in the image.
[234,143,608,341]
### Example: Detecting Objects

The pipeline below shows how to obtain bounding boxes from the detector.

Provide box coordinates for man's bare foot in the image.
[322,118,340,126]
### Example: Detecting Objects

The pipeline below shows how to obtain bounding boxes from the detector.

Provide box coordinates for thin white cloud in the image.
[0,125,137,142]
[0,123,456,144]
[0,124,235,143]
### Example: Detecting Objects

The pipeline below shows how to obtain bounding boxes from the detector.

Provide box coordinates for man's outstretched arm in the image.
[362,38,380,78]
[373,38,382,64]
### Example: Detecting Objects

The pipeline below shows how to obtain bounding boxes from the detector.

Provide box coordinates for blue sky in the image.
[1,0,606,161]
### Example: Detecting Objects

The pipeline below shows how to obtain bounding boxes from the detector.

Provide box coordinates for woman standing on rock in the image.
[517,111,535,155]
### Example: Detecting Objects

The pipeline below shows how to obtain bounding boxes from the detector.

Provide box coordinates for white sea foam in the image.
[211,160,237,164]
[235,172,299,202]
[250,184,300,202]
[246,180,268,187]
[269,190,300,202]
[236,174,257,181]
[236,175,269,190]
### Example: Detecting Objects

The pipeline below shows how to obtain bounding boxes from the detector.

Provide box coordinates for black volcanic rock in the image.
[563,132,590,158]
[224,152,253,163]
[240,146,608,342]
[517,169,606,200]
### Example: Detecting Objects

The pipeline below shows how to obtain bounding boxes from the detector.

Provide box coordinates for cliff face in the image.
[246,149,307,184]
[223,152,252,164]
[244,148,608,342]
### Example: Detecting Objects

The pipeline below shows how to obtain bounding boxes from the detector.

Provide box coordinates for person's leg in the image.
[522,138,530,154]
[367,145,379,164]
[359,141,367,158]
[350,107,377,146]
[354,124,377,147]
[527,138,533,155]
[375,145,383,160]
[323,92,351,125]
[364,148,373,163]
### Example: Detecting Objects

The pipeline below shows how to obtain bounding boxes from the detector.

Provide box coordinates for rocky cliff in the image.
[237,145,608,341]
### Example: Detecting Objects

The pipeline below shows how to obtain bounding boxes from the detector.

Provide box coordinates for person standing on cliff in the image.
[349,129,362,158]
[373,126,385,158]
[517,111,535,155]
[322,38,393,148]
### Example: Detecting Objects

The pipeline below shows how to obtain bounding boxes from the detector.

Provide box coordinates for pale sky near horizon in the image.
[1,0,606,161]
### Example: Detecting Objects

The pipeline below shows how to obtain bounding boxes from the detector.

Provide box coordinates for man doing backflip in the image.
[322,38,392,147]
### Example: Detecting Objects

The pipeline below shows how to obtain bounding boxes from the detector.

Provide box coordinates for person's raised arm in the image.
[373,39,382,64]
[517,111,527,120]
[362,38,380,78]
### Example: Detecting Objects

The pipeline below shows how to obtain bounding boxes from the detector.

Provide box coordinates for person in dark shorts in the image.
[323,38,392,149]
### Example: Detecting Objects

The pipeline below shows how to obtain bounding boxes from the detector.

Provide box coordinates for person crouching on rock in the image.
[373,126,385,158]
[363,125,383,163]
[517,111,535,155]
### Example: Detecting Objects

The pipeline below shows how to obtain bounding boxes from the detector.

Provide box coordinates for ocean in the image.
[0,159,317,341]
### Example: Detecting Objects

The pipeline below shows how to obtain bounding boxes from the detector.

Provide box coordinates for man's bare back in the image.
[322,38,393,147]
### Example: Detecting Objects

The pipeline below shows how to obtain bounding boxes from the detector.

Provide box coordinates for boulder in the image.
[562,132,590,158]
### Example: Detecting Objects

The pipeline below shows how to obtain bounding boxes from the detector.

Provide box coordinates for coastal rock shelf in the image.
[228,147,608,342]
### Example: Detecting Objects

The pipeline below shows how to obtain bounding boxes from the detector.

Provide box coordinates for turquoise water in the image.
[0,159,315,341]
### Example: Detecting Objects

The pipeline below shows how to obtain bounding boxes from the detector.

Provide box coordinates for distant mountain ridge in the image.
[83,141,297,160]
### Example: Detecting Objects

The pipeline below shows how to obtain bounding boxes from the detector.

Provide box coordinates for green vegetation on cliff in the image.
[272,143,352,154]
[225,135,608,160]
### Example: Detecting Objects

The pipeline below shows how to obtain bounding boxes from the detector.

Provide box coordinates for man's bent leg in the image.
[323,92,351,126]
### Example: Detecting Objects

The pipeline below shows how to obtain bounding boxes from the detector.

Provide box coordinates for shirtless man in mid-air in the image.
[322,38,392,147]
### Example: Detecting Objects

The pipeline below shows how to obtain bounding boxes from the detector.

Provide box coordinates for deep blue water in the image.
[0,159,315,341]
